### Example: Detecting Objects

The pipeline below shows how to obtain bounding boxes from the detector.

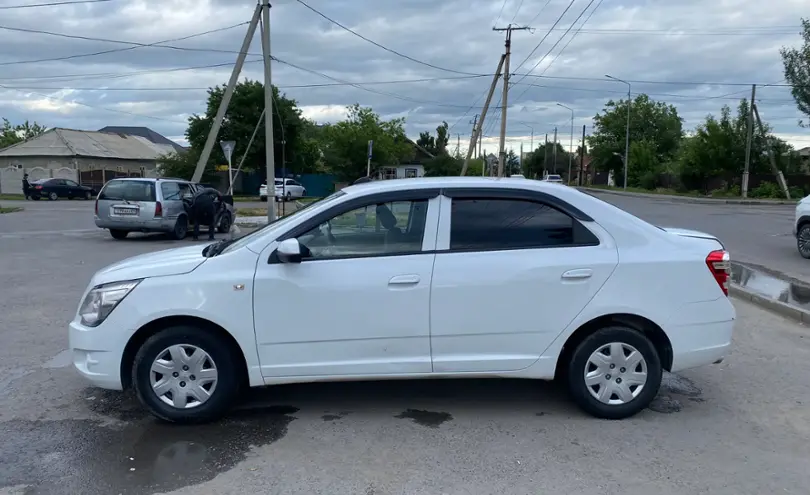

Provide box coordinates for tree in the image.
[423,154,462,176]
[523,142,567,178]
[1,118,47,149]
[780,18,810,126]
[416,121,449,156]
[157,149,219,184]
[321,104,412,180]
[587,94,683,186]
[185,80,307,179]
[506,150,520,174]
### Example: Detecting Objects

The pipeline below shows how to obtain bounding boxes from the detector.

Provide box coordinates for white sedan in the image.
[70,177,734,423]
[260,179,307,202]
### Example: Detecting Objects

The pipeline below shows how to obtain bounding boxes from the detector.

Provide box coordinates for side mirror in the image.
[276,238,302,264]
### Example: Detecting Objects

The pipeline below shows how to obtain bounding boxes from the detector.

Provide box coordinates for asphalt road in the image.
[0,198,809,494]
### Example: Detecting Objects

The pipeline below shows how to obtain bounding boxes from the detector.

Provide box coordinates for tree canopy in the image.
[780,18,810,126]
[1,118,47,149]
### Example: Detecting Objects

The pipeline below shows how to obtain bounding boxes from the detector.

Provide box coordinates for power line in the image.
[0,24,262,58]
[530,26,802,36]
[0,0,111,9]
[0,82,187,123]
[0,22,249,67]
[293,0,477,76]
[511,0,525,22]
[511,0,598,90]
[511,0,577,75]
[0,60,262,82]
[526,0,553,26]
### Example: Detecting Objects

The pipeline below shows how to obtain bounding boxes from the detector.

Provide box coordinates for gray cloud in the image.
[0,0,808,151]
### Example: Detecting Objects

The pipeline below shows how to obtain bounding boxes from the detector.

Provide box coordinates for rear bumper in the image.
[95,216,174,232]
[667,298,735,372]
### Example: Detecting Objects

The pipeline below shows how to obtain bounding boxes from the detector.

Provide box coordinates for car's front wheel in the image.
[132,325,242,423]
[84,191,92,200]
[48,192,58,201]
[566,326,661,419]
[217,213,232,233]
[798,224,810,259]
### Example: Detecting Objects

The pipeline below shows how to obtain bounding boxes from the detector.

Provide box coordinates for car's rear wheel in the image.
[566,326,661,419]
[48,192,58,201]
[797,224,810,259]
[260,196,268,202]
[168,216,187,240]
[217,213,232,233]
[132,325,242,423]
[109,229,129,240]
[286,191,292,201]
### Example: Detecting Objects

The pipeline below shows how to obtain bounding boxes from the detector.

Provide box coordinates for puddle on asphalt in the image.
[394,409,453,428]
[647,372,704,414]
[731,261,810,309]
[0,402,299,495]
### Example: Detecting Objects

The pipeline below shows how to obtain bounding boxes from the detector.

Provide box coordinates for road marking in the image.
[0,229,99,239]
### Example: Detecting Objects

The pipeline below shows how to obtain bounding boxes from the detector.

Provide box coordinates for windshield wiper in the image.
[203,238,236,257]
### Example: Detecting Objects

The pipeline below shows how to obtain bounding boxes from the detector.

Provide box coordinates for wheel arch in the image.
[120,315,249,390]
[798,216,810,232]
[554,313,673,379]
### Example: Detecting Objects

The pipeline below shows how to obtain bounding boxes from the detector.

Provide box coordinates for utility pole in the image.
[753,103,790,199]
[478,124,483,159]
[461,55,505,176]
[261,1,276,221]
[456,133,461,158]
[493,24,530,177]
[742,84,756,198]
[544,133,548,178]
[519,142,523,173]
[191,3,262,184]
[552,127,558,173]
[579,124,586,186]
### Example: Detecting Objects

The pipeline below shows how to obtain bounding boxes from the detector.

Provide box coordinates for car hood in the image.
[92,244,209,286]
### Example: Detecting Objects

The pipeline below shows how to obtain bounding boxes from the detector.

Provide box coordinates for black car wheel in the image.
[217,213,232,233]
[168,216,188,240]
[110,229,129,240]
[798,224,810,259]
[566,326,662,420]
[84,191,92,200]
[132,325,243,423]
[48,192,58,201]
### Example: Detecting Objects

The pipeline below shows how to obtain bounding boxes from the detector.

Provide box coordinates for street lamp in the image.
[605,74,631,190]
[556,103,574,185]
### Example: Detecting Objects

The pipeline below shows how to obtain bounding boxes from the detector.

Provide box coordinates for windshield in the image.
[98,180,156,202]
[274,179,283,186]
[220,190,347,254]
[547,175,561,180]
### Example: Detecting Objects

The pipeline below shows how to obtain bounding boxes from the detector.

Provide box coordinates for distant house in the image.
[376,139,434,180]
[98,126,186,153]
[0,128,176,194]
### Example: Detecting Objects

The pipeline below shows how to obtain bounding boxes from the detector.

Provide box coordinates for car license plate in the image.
[114,207,138,216]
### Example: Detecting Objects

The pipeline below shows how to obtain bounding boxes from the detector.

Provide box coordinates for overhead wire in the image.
[0,0,111,8]
[511,0,577,75]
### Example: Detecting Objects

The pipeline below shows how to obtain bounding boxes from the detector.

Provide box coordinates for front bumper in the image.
[69,320,124,390]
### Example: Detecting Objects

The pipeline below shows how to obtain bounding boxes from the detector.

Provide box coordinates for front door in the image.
[253,194,440,378]
[429,194,618,373]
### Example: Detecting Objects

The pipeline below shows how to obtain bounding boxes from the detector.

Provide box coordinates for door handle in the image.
[561,269,593,280]
[389,274,421,285]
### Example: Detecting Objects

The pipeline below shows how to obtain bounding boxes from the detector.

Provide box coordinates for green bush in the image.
[750,181,782,199]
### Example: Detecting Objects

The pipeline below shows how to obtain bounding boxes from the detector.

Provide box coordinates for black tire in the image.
[217,213,232,233]
[32,195,40,201]
[132,325,242,423]
[84,191,92,200]
[168,216,188,240]
[48,192,58,201]
[109,229,129,240]
[302,189,307,197]
[566,326,662,420]
[285,191,292,201]
[260,196,268,202]
[798,224,810,259]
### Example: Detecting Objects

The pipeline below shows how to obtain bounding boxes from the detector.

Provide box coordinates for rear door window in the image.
[98,180,156,202]
[160,181,182,200]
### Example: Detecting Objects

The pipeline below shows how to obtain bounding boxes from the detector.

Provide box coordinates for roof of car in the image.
[340,176,571,196]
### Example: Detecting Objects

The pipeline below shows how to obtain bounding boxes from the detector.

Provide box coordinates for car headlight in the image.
[79,279,142,327]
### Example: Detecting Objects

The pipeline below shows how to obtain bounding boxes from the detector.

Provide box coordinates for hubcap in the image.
[584,342,648,405]
[149,344,218,409]
[799,227,810,256]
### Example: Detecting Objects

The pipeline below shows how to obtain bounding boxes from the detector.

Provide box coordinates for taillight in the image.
[154,201,163,217]
[34,185,42,190]
[94,199,98,215]
[706,250,730,296]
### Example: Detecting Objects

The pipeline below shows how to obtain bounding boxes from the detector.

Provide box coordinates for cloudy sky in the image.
[0,0,808,157]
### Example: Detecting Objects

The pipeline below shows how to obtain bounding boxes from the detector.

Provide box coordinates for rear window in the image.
[98,180,156,202]
[31,179,49,185]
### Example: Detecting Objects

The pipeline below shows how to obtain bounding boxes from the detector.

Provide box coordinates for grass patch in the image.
[0,206,23,214]
[0,194,25,201]
[233,196,260,202]
[236,207,272,217]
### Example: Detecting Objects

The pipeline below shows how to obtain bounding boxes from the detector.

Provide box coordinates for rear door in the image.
[159,181,186,222]
[428,189,618,373]
[96,180,158,221]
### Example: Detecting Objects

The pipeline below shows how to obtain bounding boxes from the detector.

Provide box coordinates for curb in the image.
[578,187,796,206]
[730,284,810,324]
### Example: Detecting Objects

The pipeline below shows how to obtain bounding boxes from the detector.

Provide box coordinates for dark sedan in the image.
[30,178,95,201]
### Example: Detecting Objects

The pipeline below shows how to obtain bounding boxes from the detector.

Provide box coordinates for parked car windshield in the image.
[98,180,156,202]
[220,190,346,255]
